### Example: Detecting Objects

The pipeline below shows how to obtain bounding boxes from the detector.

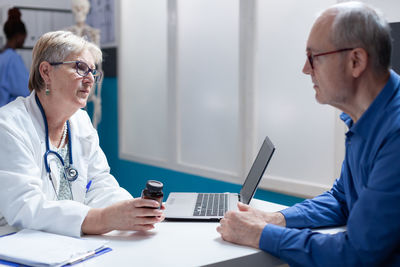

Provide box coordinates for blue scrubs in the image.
[0,48,29,107]
[260,70,400,266]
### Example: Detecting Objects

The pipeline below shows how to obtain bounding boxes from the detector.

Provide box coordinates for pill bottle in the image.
[141,180,164,209]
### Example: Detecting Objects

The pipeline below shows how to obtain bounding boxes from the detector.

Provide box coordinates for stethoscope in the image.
[35,94,79,197]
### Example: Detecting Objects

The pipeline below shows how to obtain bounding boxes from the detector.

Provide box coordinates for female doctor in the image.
[0,31,164,237]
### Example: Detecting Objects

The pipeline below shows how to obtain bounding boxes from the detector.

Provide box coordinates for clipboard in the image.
[0,247,112,266]
[65,247,112,266]
[0,229,112,266]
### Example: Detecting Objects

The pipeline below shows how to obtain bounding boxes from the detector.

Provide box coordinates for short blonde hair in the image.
[28,30,102,91]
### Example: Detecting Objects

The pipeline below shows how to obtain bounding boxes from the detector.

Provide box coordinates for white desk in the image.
[80,199,288,267]
[0,199,346,267]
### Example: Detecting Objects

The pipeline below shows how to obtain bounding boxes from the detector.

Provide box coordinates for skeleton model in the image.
[66,0,103,129]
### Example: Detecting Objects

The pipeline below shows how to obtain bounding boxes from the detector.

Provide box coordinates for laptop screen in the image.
[239,136,275,204]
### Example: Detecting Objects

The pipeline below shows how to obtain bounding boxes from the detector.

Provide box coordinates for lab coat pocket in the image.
[70,160,89,203]
[70,134,92,203]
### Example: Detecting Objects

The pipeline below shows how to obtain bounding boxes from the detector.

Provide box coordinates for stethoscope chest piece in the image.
[65,166,79,182]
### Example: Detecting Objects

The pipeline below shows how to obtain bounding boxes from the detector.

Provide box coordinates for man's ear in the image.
[349,48,368,78]
[39,61,52,84]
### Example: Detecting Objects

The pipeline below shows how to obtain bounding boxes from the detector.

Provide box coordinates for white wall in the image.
[119,0,243,182]
[178,0,241,175]
[255,0,341,196]
[357,0,400,22]
[119,0,169,163]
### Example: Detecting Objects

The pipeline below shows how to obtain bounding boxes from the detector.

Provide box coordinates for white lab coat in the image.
[0,91,132,237]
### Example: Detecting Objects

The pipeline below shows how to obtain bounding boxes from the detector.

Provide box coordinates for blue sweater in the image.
[260,70,400,266]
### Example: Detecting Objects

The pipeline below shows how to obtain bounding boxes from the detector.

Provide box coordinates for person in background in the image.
[0,31,164,237]
[0,7,29,107]
[217,2,400,266]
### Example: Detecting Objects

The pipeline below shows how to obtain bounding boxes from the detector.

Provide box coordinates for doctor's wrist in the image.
[81,208,111,235]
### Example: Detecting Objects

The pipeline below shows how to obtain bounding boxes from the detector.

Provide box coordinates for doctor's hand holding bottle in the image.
[82,198,165,234]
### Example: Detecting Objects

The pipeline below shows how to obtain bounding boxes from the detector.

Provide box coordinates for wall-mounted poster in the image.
[86,0,115,47]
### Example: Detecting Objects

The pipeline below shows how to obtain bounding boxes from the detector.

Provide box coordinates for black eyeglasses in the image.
[307,48,354,69]
[49,61,102,83]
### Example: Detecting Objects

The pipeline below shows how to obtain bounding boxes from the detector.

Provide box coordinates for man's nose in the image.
[302,59,312,75]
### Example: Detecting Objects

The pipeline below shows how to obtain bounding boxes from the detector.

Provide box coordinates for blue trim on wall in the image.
[96,77,304,207]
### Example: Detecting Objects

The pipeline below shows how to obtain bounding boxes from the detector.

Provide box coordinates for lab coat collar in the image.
[25,91,46,143]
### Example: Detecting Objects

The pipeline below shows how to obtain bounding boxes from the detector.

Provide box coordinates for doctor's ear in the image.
[39,61,52,84]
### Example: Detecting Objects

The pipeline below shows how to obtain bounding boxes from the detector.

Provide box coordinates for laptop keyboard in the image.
[193,193,228,217]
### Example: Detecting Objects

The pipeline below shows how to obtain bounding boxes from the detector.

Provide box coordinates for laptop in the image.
[164,136,275,221]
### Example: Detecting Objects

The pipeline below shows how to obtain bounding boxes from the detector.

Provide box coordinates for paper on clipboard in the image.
[0,229,109,267]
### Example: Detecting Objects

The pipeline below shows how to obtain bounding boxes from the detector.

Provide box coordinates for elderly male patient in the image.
[217,2,400,266]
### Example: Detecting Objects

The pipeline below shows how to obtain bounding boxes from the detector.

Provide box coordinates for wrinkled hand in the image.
[216,202,286,248]
[239,202,286,227]
[82,198,165,234]
[216,202,267,248]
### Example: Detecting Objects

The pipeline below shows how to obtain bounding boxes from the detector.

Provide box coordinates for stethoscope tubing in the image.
[35,94,78,182]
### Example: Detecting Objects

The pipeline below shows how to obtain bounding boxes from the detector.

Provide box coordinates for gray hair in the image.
[29,30,102,91]
[328,1,392,74]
